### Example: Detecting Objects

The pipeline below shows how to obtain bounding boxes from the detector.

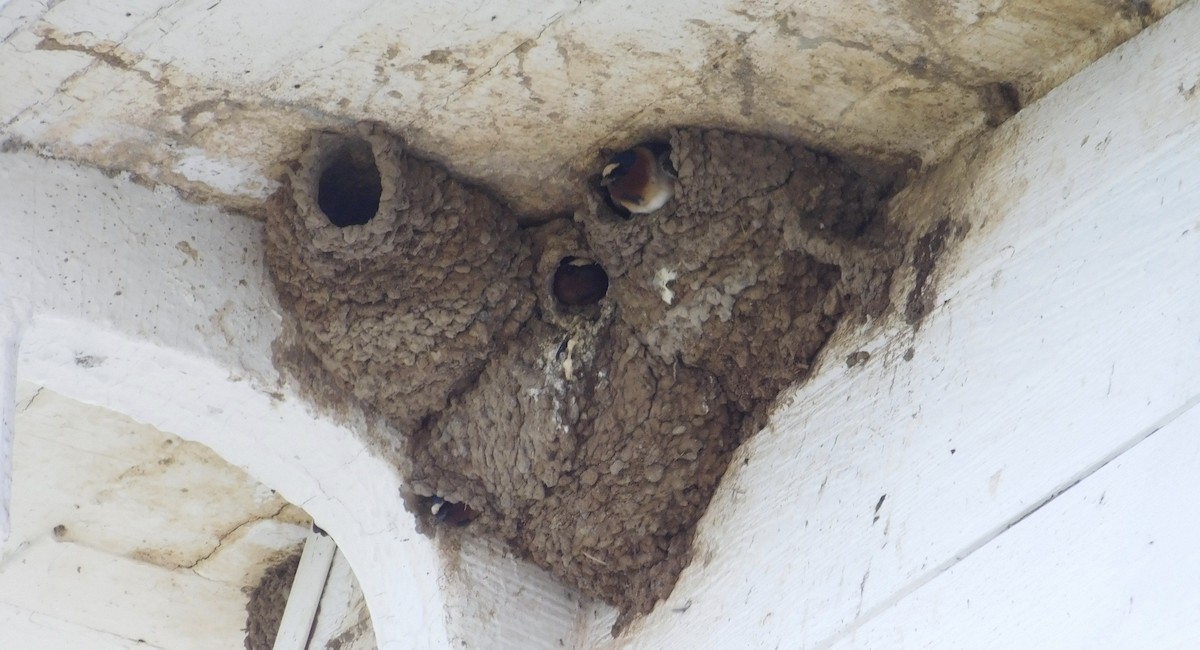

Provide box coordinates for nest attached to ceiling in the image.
[265,123,900,630]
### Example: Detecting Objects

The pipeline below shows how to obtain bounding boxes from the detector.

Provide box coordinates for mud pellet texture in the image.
[266,124,902,631]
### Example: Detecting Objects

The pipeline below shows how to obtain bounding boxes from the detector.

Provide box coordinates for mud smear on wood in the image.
[905,218,953,324]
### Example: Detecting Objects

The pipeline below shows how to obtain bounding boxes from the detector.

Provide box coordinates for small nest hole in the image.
[552,256,609,306]
[317,138,382,227]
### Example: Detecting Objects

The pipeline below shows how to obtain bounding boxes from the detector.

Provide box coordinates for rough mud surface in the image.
[266,125,534,433]
[244,551,301,650]
[265,124,902,629]
[582,129,898,412]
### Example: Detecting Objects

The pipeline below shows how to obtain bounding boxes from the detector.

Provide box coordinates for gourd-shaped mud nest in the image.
[265,123,901,627]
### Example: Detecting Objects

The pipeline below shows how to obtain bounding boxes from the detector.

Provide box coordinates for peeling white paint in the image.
[0,0,1180,215]
[172,148,277,198]
[1,384,312,649]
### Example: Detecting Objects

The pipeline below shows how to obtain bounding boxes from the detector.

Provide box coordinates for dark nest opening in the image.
[316,136,382,228]
[553,256,609,307]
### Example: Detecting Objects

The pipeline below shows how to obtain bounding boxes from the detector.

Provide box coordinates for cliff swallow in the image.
[429,496,475,527]
[552,256,608,306]
[600,143,676,217]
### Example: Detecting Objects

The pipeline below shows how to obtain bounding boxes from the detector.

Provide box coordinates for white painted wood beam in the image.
[0,155,455,649]
[831,401,1200,648]
[0,303,20,544]
[274,527,337,650]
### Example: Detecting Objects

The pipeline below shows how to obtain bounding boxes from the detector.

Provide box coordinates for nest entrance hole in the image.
[552,256,609,306]
[317,137,382,227]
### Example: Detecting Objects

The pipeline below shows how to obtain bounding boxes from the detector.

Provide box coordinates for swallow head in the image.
[428,496,475,527]
[600,143,676,215]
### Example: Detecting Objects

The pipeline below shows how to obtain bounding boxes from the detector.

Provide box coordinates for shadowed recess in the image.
[317,137,382,227]
[553,256,609,307]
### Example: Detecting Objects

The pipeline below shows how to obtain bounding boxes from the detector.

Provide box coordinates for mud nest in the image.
[265,123,901,629]
[244,551,301,650]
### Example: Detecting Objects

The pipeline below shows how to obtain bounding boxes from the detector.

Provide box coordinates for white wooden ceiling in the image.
[0,0,1179,216]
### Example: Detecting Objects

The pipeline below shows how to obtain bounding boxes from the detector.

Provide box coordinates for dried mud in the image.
[265,123,903,629]
[244,551,301,650]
